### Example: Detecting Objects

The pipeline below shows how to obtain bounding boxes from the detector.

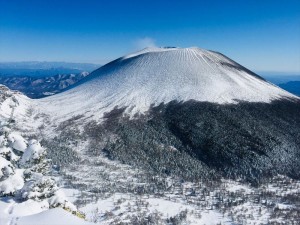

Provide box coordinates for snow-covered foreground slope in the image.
[0,199,93,225]
[36,47,297,120]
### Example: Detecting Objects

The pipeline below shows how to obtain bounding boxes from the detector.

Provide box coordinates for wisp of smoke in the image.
[134,37,157,50]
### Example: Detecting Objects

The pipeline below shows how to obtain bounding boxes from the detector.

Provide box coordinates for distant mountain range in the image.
[259,74,300,96]
[0,61,100,98]
[0,61,100,77]
[0,72,89,98]
[259,73,300,84]
[278,81,300,96]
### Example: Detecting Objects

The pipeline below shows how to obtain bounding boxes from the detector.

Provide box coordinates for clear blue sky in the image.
[0,0,299,73]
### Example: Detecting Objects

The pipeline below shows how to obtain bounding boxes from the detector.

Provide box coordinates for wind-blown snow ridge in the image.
[36,47,298,119]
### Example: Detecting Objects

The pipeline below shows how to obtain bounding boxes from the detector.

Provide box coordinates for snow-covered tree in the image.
[0,156,14,181]
[0,120,78,213]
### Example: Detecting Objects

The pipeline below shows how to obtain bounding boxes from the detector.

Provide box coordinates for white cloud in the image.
[134,37,157,50]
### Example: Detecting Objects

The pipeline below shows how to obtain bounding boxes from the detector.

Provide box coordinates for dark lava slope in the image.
[82,99,300,184]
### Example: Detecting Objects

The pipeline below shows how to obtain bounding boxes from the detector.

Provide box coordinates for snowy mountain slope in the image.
[35,47,298,120]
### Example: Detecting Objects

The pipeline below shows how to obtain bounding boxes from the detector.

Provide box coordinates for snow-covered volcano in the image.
[37,47,297,118]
